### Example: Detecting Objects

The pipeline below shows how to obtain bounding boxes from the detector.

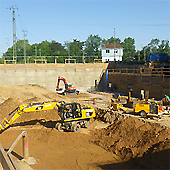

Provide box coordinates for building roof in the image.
[102,43,123,49]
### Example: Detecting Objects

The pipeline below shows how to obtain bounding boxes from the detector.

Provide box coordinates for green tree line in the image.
[3,35,170,63]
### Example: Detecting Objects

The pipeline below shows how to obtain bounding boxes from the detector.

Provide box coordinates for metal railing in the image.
[4,60,17,65]
[7,131,29,160]
[65,59,76,64]
[34,59,47,64]
[1,56,102,64]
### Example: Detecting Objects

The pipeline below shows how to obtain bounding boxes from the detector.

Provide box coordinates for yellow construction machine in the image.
[0,101,95,132]
[109,94,128,112]
[134,102,164,117]
[56,102,95,132]
[134,91,168,116]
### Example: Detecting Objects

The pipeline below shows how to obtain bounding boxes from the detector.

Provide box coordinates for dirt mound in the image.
[0,98,22,120]
[91,117,170,169]
[0,84,67,103]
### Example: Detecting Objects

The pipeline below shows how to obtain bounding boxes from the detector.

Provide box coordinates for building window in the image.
[114,50,118,53]
[106,50,110,53]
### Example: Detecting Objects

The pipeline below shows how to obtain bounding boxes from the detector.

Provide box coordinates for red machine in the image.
[56,76,79,95]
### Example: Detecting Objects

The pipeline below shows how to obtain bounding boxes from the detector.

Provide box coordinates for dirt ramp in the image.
[91,117,170,169]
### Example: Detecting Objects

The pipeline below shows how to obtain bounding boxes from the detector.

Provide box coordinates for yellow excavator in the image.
[0,101,96,132]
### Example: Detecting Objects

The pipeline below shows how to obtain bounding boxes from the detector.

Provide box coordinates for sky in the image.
[0,0,169,56]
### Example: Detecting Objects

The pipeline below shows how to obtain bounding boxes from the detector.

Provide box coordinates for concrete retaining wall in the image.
[1,63,169,99]
[0,63,108,92]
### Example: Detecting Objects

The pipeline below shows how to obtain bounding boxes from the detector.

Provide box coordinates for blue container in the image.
[147,53,168,62]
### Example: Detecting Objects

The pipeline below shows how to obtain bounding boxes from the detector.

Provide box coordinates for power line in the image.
[8,6,18,60]
[22,30,27,61]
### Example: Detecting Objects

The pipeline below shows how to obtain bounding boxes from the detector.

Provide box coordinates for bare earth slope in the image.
[0,84,169,169]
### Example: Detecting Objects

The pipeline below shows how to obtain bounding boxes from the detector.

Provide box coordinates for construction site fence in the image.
[0,56,103,64]
[106,67,170,99]
[107,67,170,78]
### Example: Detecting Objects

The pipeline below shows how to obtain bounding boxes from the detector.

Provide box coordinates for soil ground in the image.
[0,84,169,170]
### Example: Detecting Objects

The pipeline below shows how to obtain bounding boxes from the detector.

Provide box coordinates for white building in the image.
[101,43,123,62]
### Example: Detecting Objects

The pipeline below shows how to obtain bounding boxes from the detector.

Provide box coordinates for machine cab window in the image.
[61,103,82,120]
[72,103,82,118]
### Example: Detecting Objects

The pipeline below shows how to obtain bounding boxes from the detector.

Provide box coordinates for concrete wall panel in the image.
[0,63,109,92]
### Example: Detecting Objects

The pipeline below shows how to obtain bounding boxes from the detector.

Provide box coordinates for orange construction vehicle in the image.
[56,76,79,95]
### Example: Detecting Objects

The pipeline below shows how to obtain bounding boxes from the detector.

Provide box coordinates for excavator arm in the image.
[56,76,78,95]
[56,76,67,90]
[0,101,60,131]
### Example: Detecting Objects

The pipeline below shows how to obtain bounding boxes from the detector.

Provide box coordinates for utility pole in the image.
[9,6,18,60]
[114,28,115,61]
[138,51,140,61]
[68,42,70,64]
[22,30,27,62]
[82,45,85,63]
[39,49,43,63]
[144,48,146,62]
[39,48,41,57]
[35,46,37,57]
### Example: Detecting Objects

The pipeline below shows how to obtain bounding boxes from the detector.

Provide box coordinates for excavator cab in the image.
[56,102,95,132]
[58,103,82,120]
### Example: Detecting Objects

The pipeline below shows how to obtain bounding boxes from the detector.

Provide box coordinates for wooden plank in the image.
[141,82,150,86]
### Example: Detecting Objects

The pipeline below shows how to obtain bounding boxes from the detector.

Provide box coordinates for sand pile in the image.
[0,84,66,103]
[91,117,170,169]
[0,98,22,120]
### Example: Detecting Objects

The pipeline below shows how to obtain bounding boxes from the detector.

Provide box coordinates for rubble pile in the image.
[95,108,129,123]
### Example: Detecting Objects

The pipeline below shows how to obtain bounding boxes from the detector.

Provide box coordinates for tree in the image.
[158,40,170,55]
[3,47,13,57]
[121,37,136,61]
[85,35,102,56]
[49,40,67,56]
[31,43,39,57]
[3,35,170,63]
[15,40,24,56]
[38,40,51,56]
[102,37,121,46]
[147,38,160,54]
[139,46,147,61]
[15,39,32,58]
[3,39,32,63]
[65,39,84,56]
[140,39,170,61]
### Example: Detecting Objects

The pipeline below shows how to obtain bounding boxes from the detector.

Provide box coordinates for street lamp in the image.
[82,45,85,63]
